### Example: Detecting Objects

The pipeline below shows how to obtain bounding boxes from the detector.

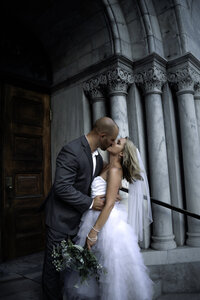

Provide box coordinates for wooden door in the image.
[2,85,51,260]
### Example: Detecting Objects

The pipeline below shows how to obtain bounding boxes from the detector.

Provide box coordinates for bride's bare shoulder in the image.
[108,166,122,178]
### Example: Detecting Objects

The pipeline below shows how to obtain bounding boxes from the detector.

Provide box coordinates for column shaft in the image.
[92,99,107,122]
[177,92,200,246]
[194,97,200,140]
[110,94,129,137]
[145,93,176,250]
[107,67,133,224]
[92,98,108,161]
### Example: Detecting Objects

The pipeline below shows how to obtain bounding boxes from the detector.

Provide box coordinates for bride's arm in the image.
[86,167,122,250]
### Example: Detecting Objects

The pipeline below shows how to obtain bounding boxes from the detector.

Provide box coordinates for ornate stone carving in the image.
[134,66,167,94]
[194,81,200,99]
[89,88,105,99]
[83,74,107,100]
[168,66,199,93]
[83,68,133,98]
[106,67,134,95]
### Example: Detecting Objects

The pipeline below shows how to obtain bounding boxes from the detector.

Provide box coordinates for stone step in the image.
[153,279,162,299]
[156,293,200,300]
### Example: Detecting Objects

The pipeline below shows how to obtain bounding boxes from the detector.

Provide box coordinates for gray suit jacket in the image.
[44,135,103,235]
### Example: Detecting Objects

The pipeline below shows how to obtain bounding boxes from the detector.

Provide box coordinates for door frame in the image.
[0,81,51,261]
[0,82,4,262]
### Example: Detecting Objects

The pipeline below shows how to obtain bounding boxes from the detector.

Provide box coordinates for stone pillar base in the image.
[151,234,177,250]
[186,232,200,247]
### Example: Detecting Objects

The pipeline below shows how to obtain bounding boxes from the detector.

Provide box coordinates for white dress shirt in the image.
[92,150,98,175]
[89,149,99,209]
[84,136,99,209]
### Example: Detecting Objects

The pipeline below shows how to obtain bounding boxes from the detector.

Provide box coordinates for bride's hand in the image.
[86,230,98,250]
[116,193,121,202]
[86,237,96,250]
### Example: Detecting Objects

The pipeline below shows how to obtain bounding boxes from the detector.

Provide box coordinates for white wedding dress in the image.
[64,176,154,300]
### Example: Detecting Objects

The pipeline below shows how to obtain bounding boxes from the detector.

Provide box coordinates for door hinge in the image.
[49,109,53,121]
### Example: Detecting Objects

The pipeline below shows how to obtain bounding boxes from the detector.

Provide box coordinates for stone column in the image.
[135,62,176,250]
[91,91,108,162]
[83,75,108,161]
[162,83,185,246]
[107,67,133,137]
[194,83,200,141]
[83,74,107,122]
[168,66,200,247]
[92,95,107,122]
[106,67,133,211]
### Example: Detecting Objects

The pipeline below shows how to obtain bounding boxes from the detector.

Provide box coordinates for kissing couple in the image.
[42,117,153,300]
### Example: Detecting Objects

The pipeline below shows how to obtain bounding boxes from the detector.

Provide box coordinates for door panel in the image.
[2,85,51,260]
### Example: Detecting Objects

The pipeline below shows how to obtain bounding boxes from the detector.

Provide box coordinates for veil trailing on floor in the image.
[127,148,153,241]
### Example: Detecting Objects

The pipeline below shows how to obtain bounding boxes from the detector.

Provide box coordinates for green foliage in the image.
[52,239,105,283]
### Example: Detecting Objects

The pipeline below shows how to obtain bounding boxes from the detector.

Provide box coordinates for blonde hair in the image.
[122,139,143,183]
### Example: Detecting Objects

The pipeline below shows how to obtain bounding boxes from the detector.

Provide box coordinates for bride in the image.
[64,137,154,300]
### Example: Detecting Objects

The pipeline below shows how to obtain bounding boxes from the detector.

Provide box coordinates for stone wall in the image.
[51,83,91,179]
[35,0,113,85]
[143,246,200,295]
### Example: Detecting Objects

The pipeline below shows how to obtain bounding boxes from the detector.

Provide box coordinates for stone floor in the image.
[0,252,200,300]
[0,252,44,299]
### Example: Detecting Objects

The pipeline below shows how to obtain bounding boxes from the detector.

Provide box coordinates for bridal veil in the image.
[127,148,153,242]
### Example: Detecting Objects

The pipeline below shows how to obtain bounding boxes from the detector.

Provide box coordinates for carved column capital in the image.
[167,66,199,95]
[194,81,200,100]
[134,66,167,95]
[106,67,134,96]
[83,74,107,102]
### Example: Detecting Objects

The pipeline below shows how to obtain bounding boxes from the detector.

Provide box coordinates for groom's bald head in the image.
[93,117,118,136]
[93,117,119,150]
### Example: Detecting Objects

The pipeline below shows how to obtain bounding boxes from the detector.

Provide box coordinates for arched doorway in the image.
[0,0,131,260]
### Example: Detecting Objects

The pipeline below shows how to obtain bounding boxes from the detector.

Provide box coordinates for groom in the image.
[42,117,119,300]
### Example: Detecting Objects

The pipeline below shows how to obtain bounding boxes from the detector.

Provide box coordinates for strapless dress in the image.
[64,176,153,300]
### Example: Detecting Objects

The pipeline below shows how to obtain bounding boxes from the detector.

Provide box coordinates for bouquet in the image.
[52,239,105,283]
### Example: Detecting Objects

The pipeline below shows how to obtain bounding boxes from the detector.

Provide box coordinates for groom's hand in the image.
[92,195,105,211]
[116,193,122,202]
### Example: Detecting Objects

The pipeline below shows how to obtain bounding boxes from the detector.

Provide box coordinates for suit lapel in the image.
[81,136,103,181]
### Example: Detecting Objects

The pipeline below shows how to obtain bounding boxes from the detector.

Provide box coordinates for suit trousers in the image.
[42,226,70,300]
